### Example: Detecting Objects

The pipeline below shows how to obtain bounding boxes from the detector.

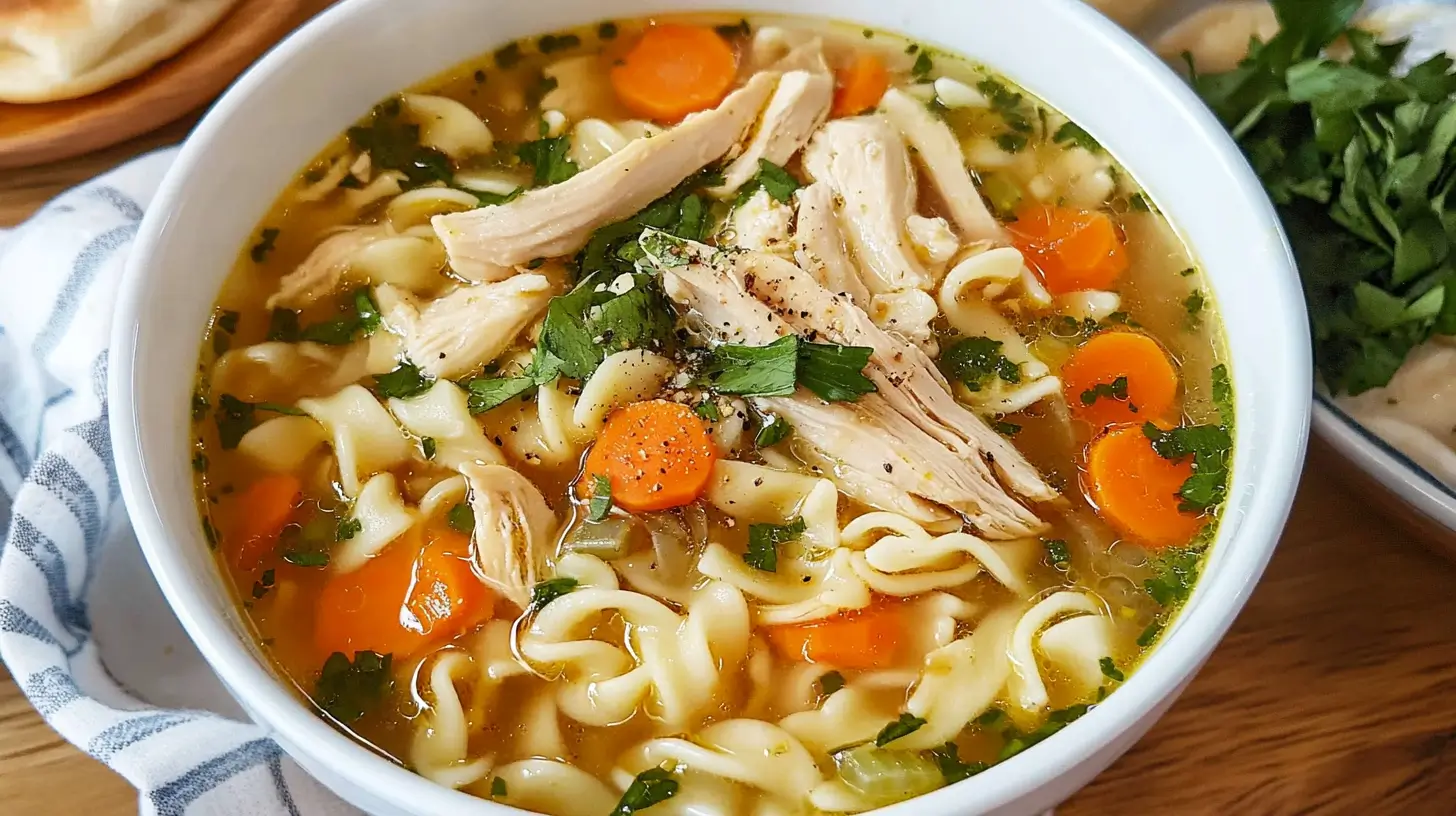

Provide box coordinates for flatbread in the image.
[0,0,240,103]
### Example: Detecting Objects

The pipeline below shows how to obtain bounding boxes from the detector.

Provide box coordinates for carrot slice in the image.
[581,400,718,513]
[1009,204,1129,294]
[1060,331,1180,428]
[610,24,738,121]
[832,53,890,118]
[227,474,302,572]
[766,599,904,669]
[1085,425,1203,548]
[313,527,495,660]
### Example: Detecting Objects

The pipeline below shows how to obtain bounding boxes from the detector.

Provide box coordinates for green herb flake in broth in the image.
[611,768,679,815]
[930,742,988,784]
[1185,290,1206,319]
[1080,376,1133,409]
[693,399,721,422]
[818,670,846,696]
[939,337,1022,392]
[875,713,928,747]
[1100,656,1125,682]
[1142,422,1232,511]
[755,414,793,448]
[737,159,802,205]
[201,518,218,549]
[1179,267,1197,277]
[911,50,933,81]
[266,309,301,342]
[998,703,1091,760]
[1126,192,1153,213]
[191,391,209,421]
[537,33,581,54]
[336,517,362,542]
[315,650,393,724]
[490,777,507,798]
[517,133,580,187]
[797,341,876,402]
[251,569,275,600]
[713,19,750,39]
[1044,538,1071,568]
[531,576,580,609]
[420,436,437,460]
[474,187,524,207]
[447,501,475,534]
[493,41,523,69]
[700,336,800,397]
[1054,121,1103,153]
[250,228,280,263]
[975,708,1006,727]
[1137,621,1164,647]
[214,394,256,449]
[588,474,614,522]
[598,21,618,40]
[992,420,1021,437]
[192,451,208,473]
[374,362,433,399]
[1144,546,1204,606]
[215,310,240,334]
[743,516,806,573]
[347,99,454,188]
[995,132,1028,154]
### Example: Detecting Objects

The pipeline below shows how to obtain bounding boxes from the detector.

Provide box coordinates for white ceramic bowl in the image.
[109,0,1312,813]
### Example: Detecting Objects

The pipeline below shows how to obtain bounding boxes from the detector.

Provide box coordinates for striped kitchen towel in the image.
[0,148,355,816]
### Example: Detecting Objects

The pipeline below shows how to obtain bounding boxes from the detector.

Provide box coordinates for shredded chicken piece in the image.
[432,73,778,280]
[735,251,1057,508]
[375,275,553,380]
[660,249,1048,537]
[462,463,558,610]
[801,116,933,294]
[794,182,871,308]
[879,88,1006,243]
[711,70,833,197]
[266,225,389,310]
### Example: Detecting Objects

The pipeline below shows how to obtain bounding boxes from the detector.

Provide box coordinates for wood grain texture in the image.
[2,59,1456,816]
[0,0,318,170]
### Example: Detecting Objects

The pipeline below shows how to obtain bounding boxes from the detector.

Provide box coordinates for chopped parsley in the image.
[875,713,928,747]
[995,132,1028,154]
[737,159,801,205]
[598,21,618,40]
[1142,421,1232,511]
[611,768,679,815]
[539,271,676,381]
[1184,290,1206,321]
[1137,621,1164,647]
[346,98,453,188]
[537,32,581,53]
[490,776,507,798]
[250,228,280,263]
[465,346,564,414]
[587,474,613,522]
[214,394,301,449]
[699,335,876,402]
[373,361,432,399]
[315,650,393,723]
[531,576,580,609]
[693,399,721,422]
[939,337,1022,392]
[992,420,1021,437]
[420,436,437,460]
[998,703,1091,760]
[336,517,362,542]
[754,414,793,448]
[1100,657,1125,682]
[251,569,275,600]
[269,288,381,346]
[1044,538,1071,568]
[931,742,988,784]
[911,50,934,81]
[192,452,208,473]
[1080,375,1133,409]
[818,671,846,697]
[1144,546,1204,606]
[517,132,579,187]
[493,41,522,69]
[743,517,806,573]
[447,501,475,534]
[1053,121,1102,153]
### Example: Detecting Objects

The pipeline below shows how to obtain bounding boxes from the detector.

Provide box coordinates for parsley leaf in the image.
[931,742,988,784]
[517,133,580,186]
[214,394,256,449]
[531,576,579,609]
[421,436,437,460]
[818,671,845,697]
[1142,422,1232,511]
[316,651,393,723]
[346,98,454,188]
[374,362,432,399]
[539,272,676,381]
[1080,376,1132,408]
[1144,546,1204,606]
[992,420,1021,436]
[875,712,928,747]
[797,341,876,401]
[1054,121,1102,153]
[447,501,474,534]
[611,768,679,815]
[743,517,806,573]
[754,414,793,448]
[939,337,1022,391]
[1100,656,1125,682]
[250,228,280,263]
[1044,538,1071,568]
[490,776,507,798]
[694,399,722,422]
[587,474,613,522]
[700,336,800,396]
[911,50,933,81]
[466,347,563,414]
[737,159,802,205]
[1137,621,1164,647]
[336,517,362,541]
[998,704,1091,760]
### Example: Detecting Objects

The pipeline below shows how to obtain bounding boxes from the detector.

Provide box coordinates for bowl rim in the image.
[109,0,1313,814]
[1312,395,1456,527]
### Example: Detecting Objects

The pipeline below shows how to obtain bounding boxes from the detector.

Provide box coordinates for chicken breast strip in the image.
[710,70,833,197]
[432,72,778,281]
[375,275,554,380]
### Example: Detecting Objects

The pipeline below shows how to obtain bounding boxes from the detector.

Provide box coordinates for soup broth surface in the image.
[192,13,1230,814]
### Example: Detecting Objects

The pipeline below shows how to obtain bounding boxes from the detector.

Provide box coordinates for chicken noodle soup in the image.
[192,14,1230,815]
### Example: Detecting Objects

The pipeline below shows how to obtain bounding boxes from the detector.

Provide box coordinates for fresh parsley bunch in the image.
[1193,0,1456,394]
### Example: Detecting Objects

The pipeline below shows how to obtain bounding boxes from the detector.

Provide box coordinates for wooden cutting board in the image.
[0,0,323,171]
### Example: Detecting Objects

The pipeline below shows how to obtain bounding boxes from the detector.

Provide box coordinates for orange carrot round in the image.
[1060,331,1180,428]
[610,24,738,121]
[766,599,903,669]
[1009,204,1129,294]
[832,53,889,118]
[1084,425,1203,548]
[581,400,718,513]
[314,527,495,660]
[227,474,302,572]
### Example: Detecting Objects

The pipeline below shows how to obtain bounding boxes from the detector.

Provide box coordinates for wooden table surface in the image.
[4,89,1456,816]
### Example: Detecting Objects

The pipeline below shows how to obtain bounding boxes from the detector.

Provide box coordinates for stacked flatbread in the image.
[0,0,239,103]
